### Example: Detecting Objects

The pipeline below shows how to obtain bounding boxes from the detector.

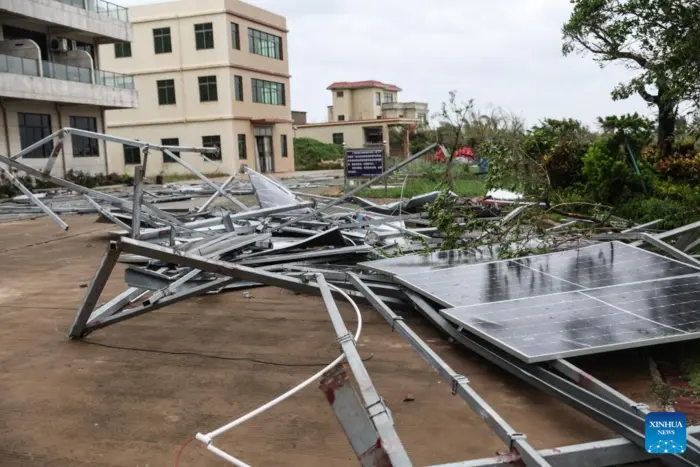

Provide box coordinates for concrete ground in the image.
[0,215,660,466]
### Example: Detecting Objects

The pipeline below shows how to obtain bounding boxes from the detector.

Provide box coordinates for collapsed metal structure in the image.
[4,129,700,466]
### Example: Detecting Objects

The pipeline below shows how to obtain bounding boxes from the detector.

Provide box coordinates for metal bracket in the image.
[509,432,527,451]
[391,316,404,332]
[337,332,355,346]
[366,398,391,423]
[451,374,469,394]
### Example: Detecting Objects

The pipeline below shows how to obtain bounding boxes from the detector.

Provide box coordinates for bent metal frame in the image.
[68,235,700,467]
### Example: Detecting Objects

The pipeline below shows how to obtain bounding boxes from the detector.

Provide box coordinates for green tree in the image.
[562,0,700,158]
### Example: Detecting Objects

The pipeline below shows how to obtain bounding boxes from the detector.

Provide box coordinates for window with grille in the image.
[231,22,240,50]
[248,28,283,59]
[153,27,172,54]
[157,79,176,105]
[69,116,99,157]
[199,76,218,102]
[251,78,285,105]
[238,134,247,159]
[195,23,214,50]
[202,135,222,161]
[281,135,288,158]
[18,113,52,158]
[234,75,243,101]
[114,42,131,58]
[161,138,179,163]
[123,145,141,165]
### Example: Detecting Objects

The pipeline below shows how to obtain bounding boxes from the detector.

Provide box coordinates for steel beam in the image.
[9,129,63,160]
[640,232,700,268]
[350,275,550,467]
[131,166,144,239]
[0,165,69,231]
[319,364,394,467]
[198,173,237,213]
[430,426,700,467]
[69,241,122,338]
[83,195,131,232]
[162,148,248,211]
[317,275,412,466]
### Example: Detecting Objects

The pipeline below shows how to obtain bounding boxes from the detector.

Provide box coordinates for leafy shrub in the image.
[293,137,343,171]
[523,119,592,189]
[582,136,644,204]
[654,153,700,184]
[0,170,133,198]
[617,195,700,230]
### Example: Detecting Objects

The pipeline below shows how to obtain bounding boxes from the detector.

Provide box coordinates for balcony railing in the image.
[0,54,39,77]
[55,0,129,22]
[0,53,135,89]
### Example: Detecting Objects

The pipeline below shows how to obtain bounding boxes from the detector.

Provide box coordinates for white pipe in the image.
[195,283,362,466]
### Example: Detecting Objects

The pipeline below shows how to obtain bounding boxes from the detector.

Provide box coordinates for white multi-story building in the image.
[101,0,295,177]
[0,0,138,176]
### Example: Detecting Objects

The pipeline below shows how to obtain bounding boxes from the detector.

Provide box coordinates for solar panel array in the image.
[364,242,700,363]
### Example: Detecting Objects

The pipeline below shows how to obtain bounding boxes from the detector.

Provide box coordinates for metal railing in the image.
[55,0,129,22]
[96,69,135,89]
[0,54,39,77]
[0,53,135,89]
[43,60,92,83]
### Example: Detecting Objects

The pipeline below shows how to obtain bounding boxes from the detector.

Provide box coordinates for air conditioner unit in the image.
[50,38,69,53]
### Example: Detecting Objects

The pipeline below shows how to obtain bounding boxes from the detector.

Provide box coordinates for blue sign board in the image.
[645,412,686,454]
[346,148,384,177]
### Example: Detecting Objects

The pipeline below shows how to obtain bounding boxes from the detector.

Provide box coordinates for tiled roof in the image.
[327,80,402,92]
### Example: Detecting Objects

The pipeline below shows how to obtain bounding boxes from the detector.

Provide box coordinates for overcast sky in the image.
[119,0,653,128]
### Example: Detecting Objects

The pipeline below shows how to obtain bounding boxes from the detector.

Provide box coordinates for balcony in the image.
[55,0,129,22]
[0,53,138,109]
[381,101,429,123]
[0,0,133,43]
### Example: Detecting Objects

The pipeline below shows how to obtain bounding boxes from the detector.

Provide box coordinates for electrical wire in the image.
[193,282,363,467]
[79,339,373,368]
[174,437,194,467]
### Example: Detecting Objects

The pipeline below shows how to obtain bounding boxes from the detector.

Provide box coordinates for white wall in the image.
[0,100,107,175]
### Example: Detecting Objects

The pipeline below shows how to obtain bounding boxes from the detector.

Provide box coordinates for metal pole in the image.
[82,195,131,231]
[382,141,388,198]
[198,173,237,213]
[640,232,700,268]
[272,143,437,232]
[42,131,64,174]
[131,166,144,239]
[342,142,348,194]
[68,241,122,338]
[0,165,69,231]
[9,129,63,160]
[350,275,550,467]
[161,148,248,211]
[316,275,412,466]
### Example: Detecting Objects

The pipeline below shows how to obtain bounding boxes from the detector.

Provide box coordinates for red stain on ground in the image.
[656,361,700,423]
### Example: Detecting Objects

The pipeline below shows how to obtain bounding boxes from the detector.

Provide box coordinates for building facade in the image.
[101,0,295,177]
[295,80,428,156]
[0,0,138,176]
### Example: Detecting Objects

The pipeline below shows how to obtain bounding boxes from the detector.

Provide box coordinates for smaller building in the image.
[295,80,428,156]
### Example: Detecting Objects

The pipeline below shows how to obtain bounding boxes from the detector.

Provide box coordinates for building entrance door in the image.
[254,127,274,173]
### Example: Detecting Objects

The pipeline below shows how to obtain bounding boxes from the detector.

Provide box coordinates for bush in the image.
[293,137,343,171]
[654,153,700,184]
[582,136,647,204]
[0,170,134,198]
[523,119,591,189]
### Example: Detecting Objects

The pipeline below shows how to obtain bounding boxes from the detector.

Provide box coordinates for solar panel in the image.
[442,274,700,363]
[389,242,700,308]
[359,246,501,276]
[368,241,700,362]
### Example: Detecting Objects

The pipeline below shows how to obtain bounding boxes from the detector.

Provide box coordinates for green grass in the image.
[357,177,486,199]
[160,172,227,183]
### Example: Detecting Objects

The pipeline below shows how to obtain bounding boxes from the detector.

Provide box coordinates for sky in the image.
[118,0,654,128]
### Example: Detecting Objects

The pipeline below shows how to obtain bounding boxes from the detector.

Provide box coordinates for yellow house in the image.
[295,80,428,156]
[101,0,295,176]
